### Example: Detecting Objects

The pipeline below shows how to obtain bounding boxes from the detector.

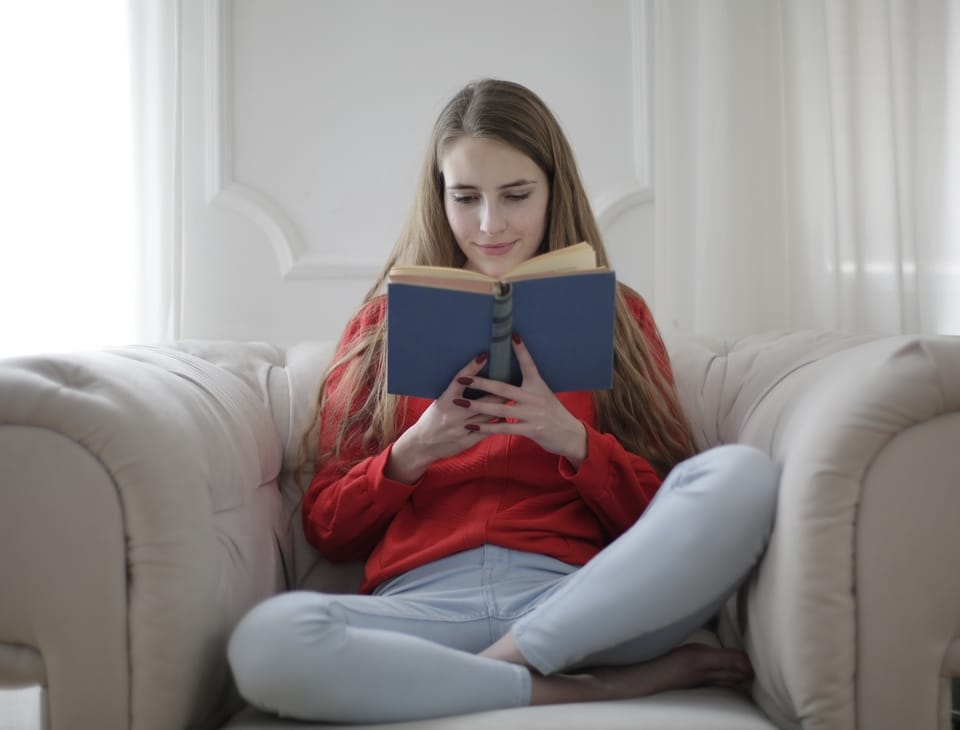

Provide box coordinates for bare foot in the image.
[529,644,753,705]
[589,644,754,699]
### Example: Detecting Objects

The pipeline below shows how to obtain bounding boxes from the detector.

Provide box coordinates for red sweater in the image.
[303,293,673,594]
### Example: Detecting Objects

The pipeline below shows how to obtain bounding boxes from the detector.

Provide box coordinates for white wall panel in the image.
[181,0,654,343]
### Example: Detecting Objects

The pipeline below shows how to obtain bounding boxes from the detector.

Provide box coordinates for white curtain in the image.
[0,1,180,358]
[0,3,138,358]
[654,0,960,338]
[128,0,183,345]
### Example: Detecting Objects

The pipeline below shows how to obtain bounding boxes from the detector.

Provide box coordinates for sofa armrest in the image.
[0,347,285,730]
[700,335,960,730]
[168,339,367,596]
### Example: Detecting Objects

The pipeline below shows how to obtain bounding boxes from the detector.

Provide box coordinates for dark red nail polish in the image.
[475,352,488,364]
[457,376,473,386]
[512,332,521,344]
[453,398,470,408]
[465,424,480,432]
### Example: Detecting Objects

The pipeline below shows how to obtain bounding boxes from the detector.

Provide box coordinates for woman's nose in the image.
[480,200,506,234]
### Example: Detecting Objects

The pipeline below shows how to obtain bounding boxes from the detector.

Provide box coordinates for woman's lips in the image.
[474,241,516,256]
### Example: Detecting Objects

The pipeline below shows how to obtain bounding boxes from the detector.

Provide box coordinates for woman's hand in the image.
[457,334,588,467]
[385,352,506,484]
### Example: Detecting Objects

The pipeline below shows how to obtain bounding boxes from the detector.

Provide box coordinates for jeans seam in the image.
[335,602,489,624]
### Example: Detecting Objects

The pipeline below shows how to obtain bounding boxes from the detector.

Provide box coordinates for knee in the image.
[227,591,342,712]
[699,444,780,526]
[719,444,780,525]
[227,593,301,705]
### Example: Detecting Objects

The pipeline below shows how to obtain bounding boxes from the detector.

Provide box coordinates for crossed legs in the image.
[228,444,779,722]
[482,443,778,705]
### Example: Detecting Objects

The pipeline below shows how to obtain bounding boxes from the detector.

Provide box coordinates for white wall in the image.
[180,0,654,344]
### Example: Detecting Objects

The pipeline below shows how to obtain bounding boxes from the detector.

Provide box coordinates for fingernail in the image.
[465,424,480,431]
[453,398,470,408]
[475,352,488,364]
[512,332,521,344]
[457,376,473,386]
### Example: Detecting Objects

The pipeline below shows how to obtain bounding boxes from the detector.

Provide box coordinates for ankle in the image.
[530,671,605,705]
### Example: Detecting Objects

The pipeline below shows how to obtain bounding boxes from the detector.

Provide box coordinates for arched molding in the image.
[203,0,652,275]
[595,0,654,231]
[203,0,380,279]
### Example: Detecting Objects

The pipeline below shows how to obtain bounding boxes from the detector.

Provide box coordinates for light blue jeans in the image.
[228,444,779,723]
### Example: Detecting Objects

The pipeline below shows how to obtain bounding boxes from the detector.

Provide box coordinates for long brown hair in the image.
[298,79,696,485]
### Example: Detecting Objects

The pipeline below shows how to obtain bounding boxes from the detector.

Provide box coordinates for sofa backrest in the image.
[665,329,876,452]
[172,330,881,598]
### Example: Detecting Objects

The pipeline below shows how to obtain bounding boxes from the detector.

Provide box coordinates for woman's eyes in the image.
[450,192,531,204]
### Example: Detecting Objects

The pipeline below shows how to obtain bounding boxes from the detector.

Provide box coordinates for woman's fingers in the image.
[456,335,586,461]
[510,332,543,384]
[459,374,520,402]
[445,336,584,456]
[440,352,490,401]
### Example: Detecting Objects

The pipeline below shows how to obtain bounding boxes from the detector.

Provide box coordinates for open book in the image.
[386,242,616,398]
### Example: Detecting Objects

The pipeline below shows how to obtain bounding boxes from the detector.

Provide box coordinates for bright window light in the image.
[0,2,136,359]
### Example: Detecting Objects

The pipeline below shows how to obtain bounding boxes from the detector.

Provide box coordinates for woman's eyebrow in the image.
[445,179,538,191]
[499,179,538,189]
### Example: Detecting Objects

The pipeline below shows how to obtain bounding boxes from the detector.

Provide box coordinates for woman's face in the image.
[440,136,549,278]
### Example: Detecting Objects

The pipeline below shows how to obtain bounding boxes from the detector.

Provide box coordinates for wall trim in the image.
[595,0,654,230]
[204,0,652,273]
[203,0,380,279]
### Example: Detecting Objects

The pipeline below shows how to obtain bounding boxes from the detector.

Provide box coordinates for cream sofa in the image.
[1,330,959,730]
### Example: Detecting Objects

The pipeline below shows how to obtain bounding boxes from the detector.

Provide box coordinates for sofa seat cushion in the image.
[222,687,776,729]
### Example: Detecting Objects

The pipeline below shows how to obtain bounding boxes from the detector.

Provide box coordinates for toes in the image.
[670,645,753,688]
[710,675,749,688]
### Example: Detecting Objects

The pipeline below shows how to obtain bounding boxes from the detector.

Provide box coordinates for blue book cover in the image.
[386,270,616,398]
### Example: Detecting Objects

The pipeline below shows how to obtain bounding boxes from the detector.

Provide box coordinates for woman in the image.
[228,79,779,724]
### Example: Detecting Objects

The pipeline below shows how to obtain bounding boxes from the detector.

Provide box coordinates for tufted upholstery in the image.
[1,330,958,729]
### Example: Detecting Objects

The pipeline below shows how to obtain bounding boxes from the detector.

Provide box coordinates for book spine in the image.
[488,282,513,383]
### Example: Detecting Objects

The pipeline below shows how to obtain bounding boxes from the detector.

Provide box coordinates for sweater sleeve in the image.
[558,425,661,539]
[558,292,676,538]
[303,445,418,562]
[301,298,417,562]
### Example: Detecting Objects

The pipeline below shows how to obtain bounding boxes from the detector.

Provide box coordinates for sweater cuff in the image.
[558,422,610,483]
[365,444,420,511]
